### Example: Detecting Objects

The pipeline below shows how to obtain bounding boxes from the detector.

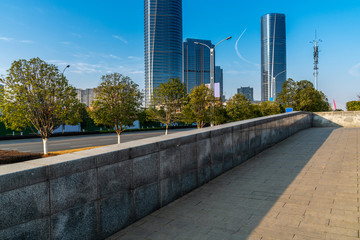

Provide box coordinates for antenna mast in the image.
[311,31,321,90]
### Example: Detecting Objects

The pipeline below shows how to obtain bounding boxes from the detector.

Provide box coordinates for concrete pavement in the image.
[108,128,360,240]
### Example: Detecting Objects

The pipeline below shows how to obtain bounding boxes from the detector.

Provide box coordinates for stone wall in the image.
[0,112,312,240]
[312,111,360,127]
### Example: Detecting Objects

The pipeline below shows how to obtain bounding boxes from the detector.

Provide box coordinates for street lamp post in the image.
[265,70,286,101]
[194,36,231,92]
[61,65,70,134]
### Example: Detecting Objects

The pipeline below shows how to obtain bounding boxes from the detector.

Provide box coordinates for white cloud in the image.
[128,56,141,61]
[349,63,360,77]
[18,40,34,44]
[113,35,128,44]
[109,54,122,60]
[60,41,71,45]
[0,37,13,41]
[129,70,144,74]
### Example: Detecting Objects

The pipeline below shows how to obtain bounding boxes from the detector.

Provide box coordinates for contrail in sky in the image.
[235,28,260,68]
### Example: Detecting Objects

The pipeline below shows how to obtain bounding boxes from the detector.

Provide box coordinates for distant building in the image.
[215,66,224,100]
[144,0,183,107]
[76,88,96,107]
[237,87,254,101]
[183,38,214,93]
[261,13,286,101]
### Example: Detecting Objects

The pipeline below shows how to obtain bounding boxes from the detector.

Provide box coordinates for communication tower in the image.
[311,31,322,90]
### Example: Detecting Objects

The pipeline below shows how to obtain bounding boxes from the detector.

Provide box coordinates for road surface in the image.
[0,129,192,153]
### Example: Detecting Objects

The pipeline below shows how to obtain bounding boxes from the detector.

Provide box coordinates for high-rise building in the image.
[144,0,183,107]
[183,38,214,93]
[237,87,254,101]
[76,88,96,107]
[215,66,224,100]
[261,13,286,101]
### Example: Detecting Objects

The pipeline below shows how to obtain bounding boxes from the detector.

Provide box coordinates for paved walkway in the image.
[108,128,360,240]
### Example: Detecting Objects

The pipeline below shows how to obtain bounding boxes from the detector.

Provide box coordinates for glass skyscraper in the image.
[183,38,214,93]
[261,13,286,102]
[144,0,183,107]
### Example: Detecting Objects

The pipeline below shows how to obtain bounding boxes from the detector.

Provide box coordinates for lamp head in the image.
[226,36,232,40]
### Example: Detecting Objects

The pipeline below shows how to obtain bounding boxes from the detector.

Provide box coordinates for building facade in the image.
[261,13,286,101]
[183,38,214,94]
[76,88,96,107]
[144,0,183,107]
[237,87,254,101]
[215,66,224,100]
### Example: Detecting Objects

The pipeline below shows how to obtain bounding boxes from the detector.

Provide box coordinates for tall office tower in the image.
[144,0,183,107]
[237,87,254,101]
[215,66,224,100]
[261,13,286,102]
[76,88,96,107]
[183,38,214,94]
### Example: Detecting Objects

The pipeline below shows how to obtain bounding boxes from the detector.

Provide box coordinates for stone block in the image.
[223,131,233,171]
[248,126,256,158]
[180,143,197,173]
[0,182,49,230]
[196,130,211,141]
[211,162,223,178]
[133,153,159,188]
[0,218,50,240]
[95,149,130,167]
[50,169,97,213]
[100,191,133,238]
[255,124,263,154]
[211,135,224,164]
[198,166,211,185]
[51,202,98,240]
[182,170,198,195]
[0,163,48,193]
[130,142,159,159]
[159,134,196,150]
[47,155,96,179]
[98,160,132,197]
[160,147,180,180]
[160,176,181,207]
[232,129,242,166]
[197,138,211,168]
[134,183,159,220]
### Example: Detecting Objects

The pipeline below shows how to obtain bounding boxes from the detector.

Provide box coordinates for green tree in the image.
[258,101,282,116]
[277,79,330,112]
[182,84,214,128]
[147,78,187,135]
[346,101,360,111]
[226,93,253,121]
[90,73,143,144]
[0,58,81,154]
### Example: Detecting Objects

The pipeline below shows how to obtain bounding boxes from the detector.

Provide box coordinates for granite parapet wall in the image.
[0,112,311,240]
[312,111,360,127]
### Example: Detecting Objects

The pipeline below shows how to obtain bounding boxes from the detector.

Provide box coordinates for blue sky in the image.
[0,0,359,109]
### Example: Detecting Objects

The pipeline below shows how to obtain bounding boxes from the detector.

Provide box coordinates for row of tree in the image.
[0,58,331,154]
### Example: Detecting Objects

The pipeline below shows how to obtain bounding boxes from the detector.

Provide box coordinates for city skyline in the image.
[0,1,359,109]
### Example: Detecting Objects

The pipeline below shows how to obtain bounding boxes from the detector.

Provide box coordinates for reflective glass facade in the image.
[261,13,286,101]
[144,0,183,107]
[183,39,214,93]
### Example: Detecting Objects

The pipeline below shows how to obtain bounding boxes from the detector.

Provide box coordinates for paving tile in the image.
[107,128,360,240]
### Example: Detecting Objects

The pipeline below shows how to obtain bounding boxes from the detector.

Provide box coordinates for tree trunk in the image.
[117,133,121,144]
[210,121,214,127]
[165,124,168,135]
[43,138,48,155]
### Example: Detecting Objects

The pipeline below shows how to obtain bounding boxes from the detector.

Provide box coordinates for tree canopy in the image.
[90,73,143,144]
[226,93,253,121]
[147,78,187,135]
[277,79,330,112]
[0,57,81,154]
[182,84,215,128]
